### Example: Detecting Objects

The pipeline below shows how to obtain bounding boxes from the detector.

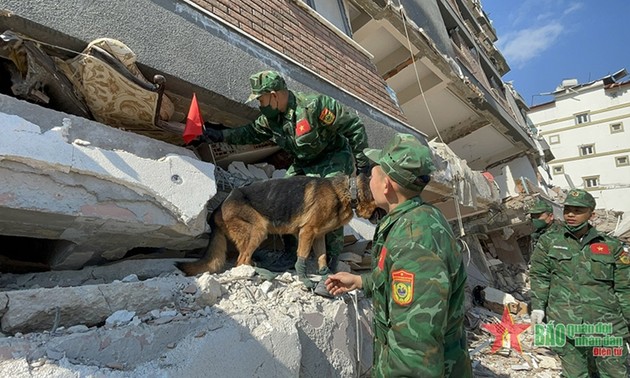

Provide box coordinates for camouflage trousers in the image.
[554,338,628,378]
[284,153,354,272]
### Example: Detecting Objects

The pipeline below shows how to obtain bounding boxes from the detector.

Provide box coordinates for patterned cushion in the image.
[56,38,174,129]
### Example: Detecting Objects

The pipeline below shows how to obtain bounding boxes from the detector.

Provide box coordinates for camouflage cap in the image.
[246,70,287,103]
[527,199,553,214]
[563,189,596,209]
[364,133,435,192]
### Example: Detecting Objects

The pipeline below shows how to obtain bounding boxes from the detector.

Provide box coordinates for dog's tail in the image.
[177,209,228,276]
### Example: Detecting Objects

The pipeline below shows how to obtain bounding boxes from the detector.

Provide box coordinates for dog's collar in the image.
[350,176,358,209]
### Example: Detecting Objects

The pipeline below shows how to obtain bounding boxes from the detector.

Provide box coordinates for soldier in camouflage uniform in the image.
[197,70,370,277]
[526,198,559,259]
[530,189,630,377]
[325,133,472,377]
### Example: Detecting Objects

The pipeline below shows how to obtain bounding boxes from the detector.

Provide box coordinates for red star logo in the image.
[482,306,530,353]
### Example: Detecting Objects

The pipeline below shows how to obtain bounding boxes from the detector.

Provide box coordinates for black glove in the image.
[201,126,224,143]
[186,123,224,146]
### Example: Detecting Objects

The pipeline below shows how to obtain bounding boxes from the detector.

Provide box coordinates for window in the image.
[305,0,352,36]
[610,123,624,134]
[583,176,600,188]
[552,165,564,175]
[579,144,595,156]
[549,135,560,144]
[616,156,629,167]
[575,112,590,124]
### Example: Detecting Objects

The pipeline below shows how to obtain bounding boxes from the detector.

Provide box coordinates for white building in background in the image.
[528,69,630,214]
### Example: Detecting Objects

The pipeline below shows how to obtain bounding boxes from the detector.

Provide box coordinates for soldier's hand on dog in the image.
[325,272,363,296]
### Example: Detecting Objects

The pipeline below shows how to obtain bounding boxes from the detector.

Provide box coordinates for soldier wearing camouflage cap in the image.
[192,70,369,278]
[526,198,557,252]
[530,188,630,377]
[325,133,472,377]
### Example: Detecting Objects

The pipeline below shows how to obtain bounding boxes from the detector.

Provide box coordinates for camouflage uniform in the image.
[360,134,472,377]
[221,71,369,265]
[526,199,559,255]
[530,189,630,377]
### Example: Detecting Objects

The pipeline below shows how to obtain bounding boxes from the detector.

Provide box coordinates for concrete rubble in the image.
[0,260,373,377]
[0,251,573,378]
[0,95,216,270]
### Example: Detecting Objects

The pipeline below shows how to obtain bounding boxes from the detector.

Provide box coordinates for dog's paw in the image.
[299,276,317,289]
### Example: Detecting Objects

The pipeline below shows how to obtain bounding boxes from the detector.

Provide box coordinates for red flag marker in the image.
[183,93,204,143]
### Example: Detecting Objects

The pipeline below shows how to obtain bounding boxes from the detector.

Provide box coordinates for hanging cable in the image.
[394,2,445,144]
[393,1,473,236]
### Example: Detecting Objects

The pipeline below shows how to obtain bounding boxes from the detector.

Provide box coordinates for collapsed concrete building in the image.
[0,0,560,376]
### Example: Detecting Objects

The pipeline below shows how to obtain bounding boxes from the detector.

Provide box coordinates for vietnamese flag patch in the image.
[391,270,414,306]
[591,243,610,254]
[296,118,311,137]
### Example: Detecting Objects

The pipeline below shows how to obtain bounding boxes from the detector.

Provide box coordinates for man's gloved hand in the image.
[530,309,545,325]
[201,126,224,143]
[186,123,224,146]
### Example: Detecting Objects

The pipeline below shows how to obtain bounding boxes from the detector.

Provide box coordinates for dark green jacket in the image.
[361,197,472,377]
[530,221,561,254]
[223,91,368,177]
[530,224,630,338]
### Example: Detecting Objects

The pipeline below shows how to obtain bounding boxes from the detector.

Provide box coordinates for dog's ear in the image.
[354,174,378,220]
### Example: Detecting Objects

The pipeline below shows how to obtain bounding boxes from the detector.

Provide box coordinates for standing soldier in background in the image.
[530,189,630,377]
[527,198,556,253]
[325,133,472,377]
[191,70,370,286]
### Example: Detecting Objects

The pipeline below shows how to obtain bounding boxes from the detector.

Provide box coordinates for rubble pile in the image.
[486,260,530,303]
[6,245,630,377]
[0,260,373,377]
[592,209,626,240]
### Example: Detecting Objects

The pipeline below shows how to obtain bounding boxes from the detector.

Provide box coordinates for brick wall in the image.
[191,0,407,121]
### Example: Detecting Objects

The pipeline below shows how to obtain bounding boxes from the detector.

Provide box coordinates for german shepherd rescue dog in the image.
[177,174,378,284]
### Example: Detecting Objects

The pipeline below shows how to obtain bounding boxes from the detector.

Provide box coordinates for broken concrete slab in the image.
[1,275,189,333]
[0,259,184,290]
[482,287,528,316]
[0,94,217,269]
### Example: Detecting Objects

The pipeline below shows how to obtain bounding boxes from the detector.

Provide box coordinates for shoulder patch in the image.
[295,118,311,136]
[377,247,387,271]
[619,251,630,265]
[318,108,336,126]
[391,270,414,306]
[591,243,610,255]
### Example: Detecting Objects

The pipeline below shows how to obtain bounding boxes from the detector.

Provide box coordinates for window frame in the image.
[548,134,560,144]
[583,175,600,188]
[616,155,629,167]
[552,165,564,175]
[610,122,624,134]
[579,144,596,156]
[575,112,591,125]
[304,0,352,36]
